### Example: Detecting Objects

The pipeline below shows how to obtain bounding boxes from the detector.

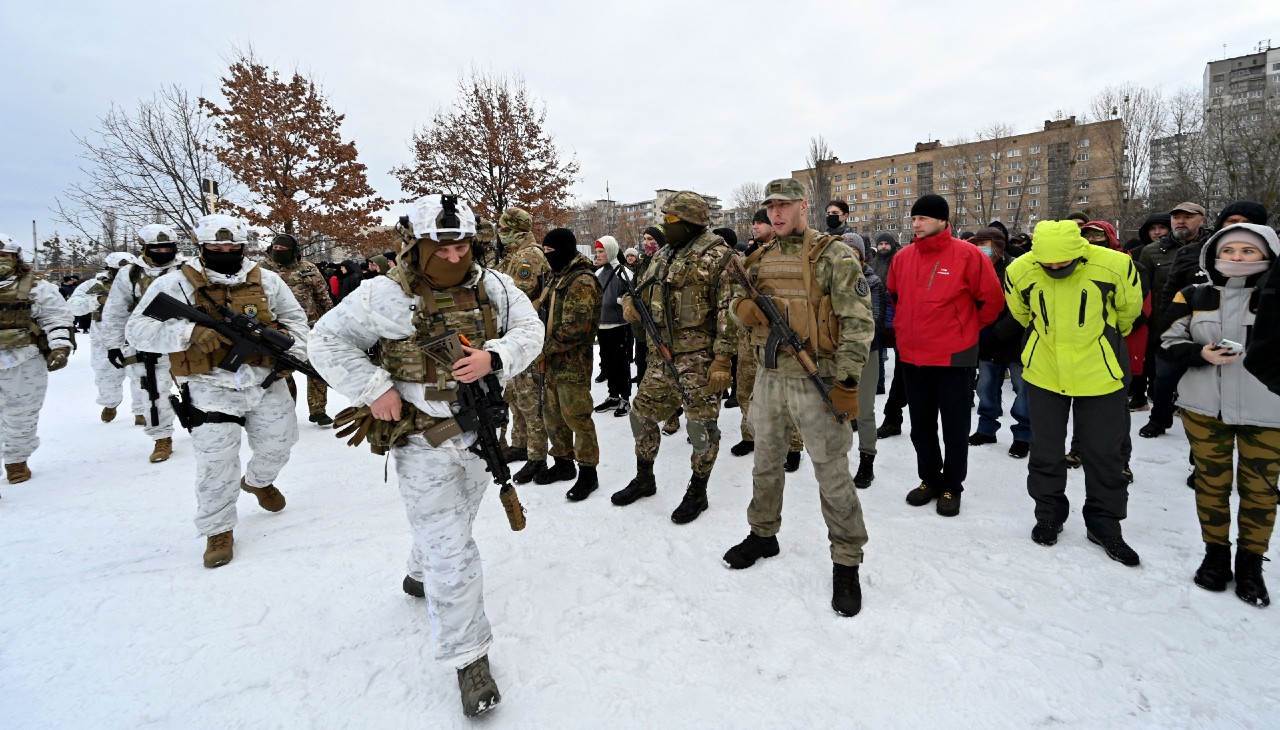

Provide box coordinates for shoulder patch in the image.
[1172,291,1186,304]
[518,264,532,279]
[855,278,870,297]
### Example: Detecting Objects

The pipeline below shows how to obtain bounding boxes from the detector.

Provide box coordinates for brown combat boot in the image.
[101,407,117,423]
[149,438,173,463]
[457,655,501,717]
[203,531,234,568]
[241,478,286,512]
[134,415,146,426]
[5,462,32,483]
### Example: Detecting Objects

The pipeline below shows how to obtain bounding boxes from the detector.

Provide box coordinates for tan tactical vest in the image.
[0,274,39,349]
[377,265,499,393]
[748,231,840,362]
[639,234,733,351]
[90,269,120,322]
[169,265,281,377]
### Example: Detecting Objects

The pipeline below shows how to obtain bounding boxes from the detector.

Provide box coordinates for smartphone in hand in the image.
[1217,339,1244,356]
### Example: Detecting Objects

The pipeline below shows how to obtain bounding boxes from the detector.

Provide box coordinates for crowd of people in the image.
[2,182,1278,718]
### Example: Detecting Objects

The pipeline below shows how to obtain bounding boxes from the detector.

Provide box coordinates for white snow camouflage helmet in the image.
[193,214,249,244]
[104,251,136,269]
[0,233,18,254]
[407,195,477,242]
[137,223,179,246]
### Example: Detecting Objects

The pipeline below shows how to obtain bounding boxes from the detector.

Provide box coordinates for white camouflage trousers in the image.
[395,434,492,669]
[0,356,49,464]
[90,333,134,412]
[126,356,176,439]
[188,379,298,537]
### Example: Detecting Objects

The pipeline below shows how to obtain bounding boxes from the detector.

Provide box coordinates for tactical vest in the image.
[169,265,281,377]
[0,274,39,349]
[377,265,499,394]
[639,234,733,353]
[90,269,120,322]
[748,231,840,362]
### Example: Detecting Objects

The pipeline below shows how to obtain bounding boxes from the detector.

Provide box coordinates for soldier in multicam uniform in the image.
[473,217,498,268]
[534,227,603,500]
[615,191,736,524]
[98,224,185,463]
[68,252,139,424]
[260,233,335,425]
[494,207,552,482]
[0,234,74,487]
[721,179,874,619]
[309,195,543,718]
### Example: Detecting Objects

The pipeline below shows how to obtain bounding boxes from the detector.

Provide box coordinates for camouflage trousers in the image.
[748,368,868,566]
[1181,409,1280,555]
[631,348,721,478]
[545,379,599,466]
[285,374,328,416]
[0,355,49,464]
[737,341,803,450]
[505,370,547,460]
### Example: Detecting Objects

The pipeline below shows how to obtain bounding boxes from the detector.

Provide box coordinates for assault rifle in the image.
[141,291,323,389]
[614,251,690,405]
[724,256,848,424]
[137,352,163,428]
[421,332,526,532]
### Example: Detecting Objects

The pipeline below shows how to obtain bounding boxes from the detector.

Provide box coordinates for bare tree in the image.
[804,136,836,225]
[1203,97,1280,219]
[1088,84,1165,230]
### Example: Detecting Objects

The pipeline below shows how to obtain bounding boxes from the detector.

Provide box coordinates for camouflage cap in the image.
[475,217,496,243]
[499,207,533,233]
[661,191,710,226]
[761,178,808,204]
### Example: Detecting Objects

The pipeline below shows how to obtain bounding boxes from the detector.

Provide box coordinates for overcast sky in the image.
[3,0,1278,244]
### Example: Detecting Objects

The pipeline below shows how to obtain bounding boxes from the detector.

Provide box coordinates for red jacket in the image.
[887,227,1004,367]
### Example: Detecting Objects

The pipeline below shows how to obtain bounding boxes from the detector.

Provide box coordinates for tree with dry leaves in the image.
[804,136,836,226]
[201,53,387,257]
[391,69,579,228]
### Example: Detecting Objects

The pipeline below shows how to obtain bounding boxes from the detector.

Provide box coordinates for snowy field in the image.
[1,347,1276,729]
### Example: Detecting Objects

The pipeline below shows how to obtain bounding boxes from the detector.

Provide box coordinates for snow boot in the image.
[1031,521,1063,546]
[402,575,425,599]
[1234,548,1270,608]
[1008,440,1030,459]
[906,482,939,507]
[831,563,862,617]
[724,393,739,409]
[134,415,146,427]
[101,406,117,423]
[967,431,997,446]
[936,491,961,517]
[784,450,802,473]
[723,533,780,570]
[203,531,234,568]
[853,453,875,489]
[670,474,709,524]
[240,478,286,512]
[876,415,902,439]
[730,439,754,457]
[1194,542,1233,592]
[457,655,501,717]
[513,459,546,484]
[149,437,173,463]
[565,464,598,502]
[5,462,31,484]
[1087,531,1140,567]
[309,412,333,426]
[611,459,656,506]
[501,445,528,464]
[534,457,576,485]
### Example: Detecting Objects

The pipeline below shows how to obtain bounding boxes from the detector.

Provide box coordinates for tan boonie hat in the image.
[761,178,807,204]
[1169,201,1206,216]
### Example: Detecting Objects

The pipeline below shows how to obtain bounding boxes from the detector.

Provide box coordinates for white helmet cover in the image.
[104,251,137,269]
[137,224,180,246]
[408,195,477,242]
[193,214,249,243]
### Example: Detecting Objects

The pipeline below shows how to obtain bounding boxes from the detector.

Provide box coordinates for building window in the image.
[1007,201,1018,210]
[888,200,898,209]
[888,189,898,197]
[873,191,883,199]
[846,194,856,202]
[938,183,949,191]
[1029,145,1041,154]
[1007,187,1022,196]
[861,193,869,200]
[834,184,842,192]
[874,180,883,187]
[1078,181,1091,190]
[1077,167,1088,176]
[1030,199,1040,208]
[1008,148,1022,157]
[888,177,898,185]
[1214,73,1225,81]
[1030,172,1042,181]
[1078,139,1091,148]
[905,175,913,182]
[1076,195,1090,204]
[1029,185,1041,194]
[861,171,869,178]
[888,167,896,173]
[904,164,912,171]
[1005,162,1021,170]
[1077,152,1090,162]
[834,175,843,182]
[860,203,870,211]
[874,202,882,210]
[1007,175,1022,184]
[874,169,882,175]
[903,188,911,196]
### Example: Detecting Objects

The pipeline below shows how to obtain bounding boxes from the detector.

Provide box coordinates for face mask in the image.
[826,214,842,230]
[422,248,473,288]
[977,245,993,259]
[1216,259,1271,278]
[270,247,295,265]
[663,221,702,247]
[0,257,17,279]
[145,248,176,266]
[202,248,244,276]
[499,231,520,246]
[1041,260,1079,279]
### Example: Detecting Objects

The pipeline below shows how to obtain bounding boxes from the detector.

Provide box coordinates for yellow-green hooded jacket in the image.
[1003,221,1143,396]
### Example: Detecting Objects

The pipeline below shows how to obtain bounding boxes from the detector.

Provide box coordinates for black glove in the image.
[107,348,126,369]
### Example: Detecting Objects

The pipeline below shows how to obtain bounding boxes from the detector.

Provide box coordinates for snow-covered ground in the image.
[1,347,1276,729]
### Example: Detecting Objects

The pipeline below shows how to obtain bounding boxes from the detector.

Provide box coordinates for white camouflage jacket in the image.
[100,260,183,352]
[0,276,74,370]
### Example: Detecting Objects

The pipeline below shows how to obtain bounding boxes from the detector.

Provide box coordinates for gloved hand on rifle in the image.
[733,298,767,327]
[622,296,642,325]
[46,348,70,372]
[107,348,127,369]
[705,354,733,394]
[831,377,859,421]
[190,325,232,354]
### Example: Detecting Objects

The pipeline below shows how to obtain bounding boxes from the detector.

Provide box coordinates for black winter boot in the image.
[534,456,576,485]
[501,445,528,464]
[784,450,802,473]
[1194,542,1233,592]
[513,459,546,484]
[402,575,425,598]
[730,439,754,456]
[1234,548,1270,608]
[831,563,862,617]
[853,453,875,489]
[565,464,598,502]
[611,459,656,506]
[670,474,709,524]
[723,533,780,569]
[876,414,902,439]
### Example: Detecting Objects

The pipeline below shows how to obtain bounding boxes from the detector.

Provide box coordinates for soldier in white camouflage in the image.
[261,234,334,424]
[494,207,552,482]
[616,191,736,524]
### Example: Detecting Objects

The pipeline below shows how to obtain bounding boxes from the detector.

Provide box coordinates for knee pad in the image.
[686,419,721,453]
[629,407,646,438]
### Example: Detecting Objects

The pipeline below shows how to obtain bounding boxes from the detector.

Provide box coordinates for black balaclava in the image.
[144,245,176,266]
[663,220,704,248]
[202,245,244,276]
[542,228,578,272]
[270,234,298,265]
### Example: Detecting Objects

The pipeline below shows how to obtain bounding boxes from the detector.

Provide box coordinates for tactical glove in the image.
[333,406,376,447]
[107,348,127,369]
[46,348,70,372]
[705,354,733,394]
[830,379,858,421]
[621,296,642,325]
[191,326,232,355]
[734,299,767,327]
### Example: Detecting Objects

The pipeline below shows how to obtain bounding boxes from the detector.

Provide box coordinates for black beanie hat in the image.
[751,208,770,225]
[986,220,1009,239]
[1215,200,1269,230]
[713,227,738,248]
[542,227,578,271]
[875,232,898,247]
[910,194,949,221]
[642,225,666,247]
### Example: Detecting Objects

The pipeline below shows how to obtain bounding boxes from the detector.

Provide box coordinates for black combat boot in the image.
[565,464,598,502]
[513,459,546,484]
[831,563,862,617]
[729,439,754,456]
[784,451,802,473]
[1235,548,1270,608]
[722,533,780,569]
[611,459,657,506]
[853,453,875,489]
[1193,542,1232,592]
[876,414,902,439]
[670,474,709,524]
[501,445,528,464]
[402,575,425,599]
[534,456,576,485]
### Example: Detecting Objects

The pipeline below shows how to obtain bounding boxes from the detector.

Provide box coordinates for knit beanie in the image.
[1214,200,1269,230]
[642,226,666,247]
[842,232,866,260]
[751,208,770,225]
[910,194,949,221]
[713,227,738,248]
